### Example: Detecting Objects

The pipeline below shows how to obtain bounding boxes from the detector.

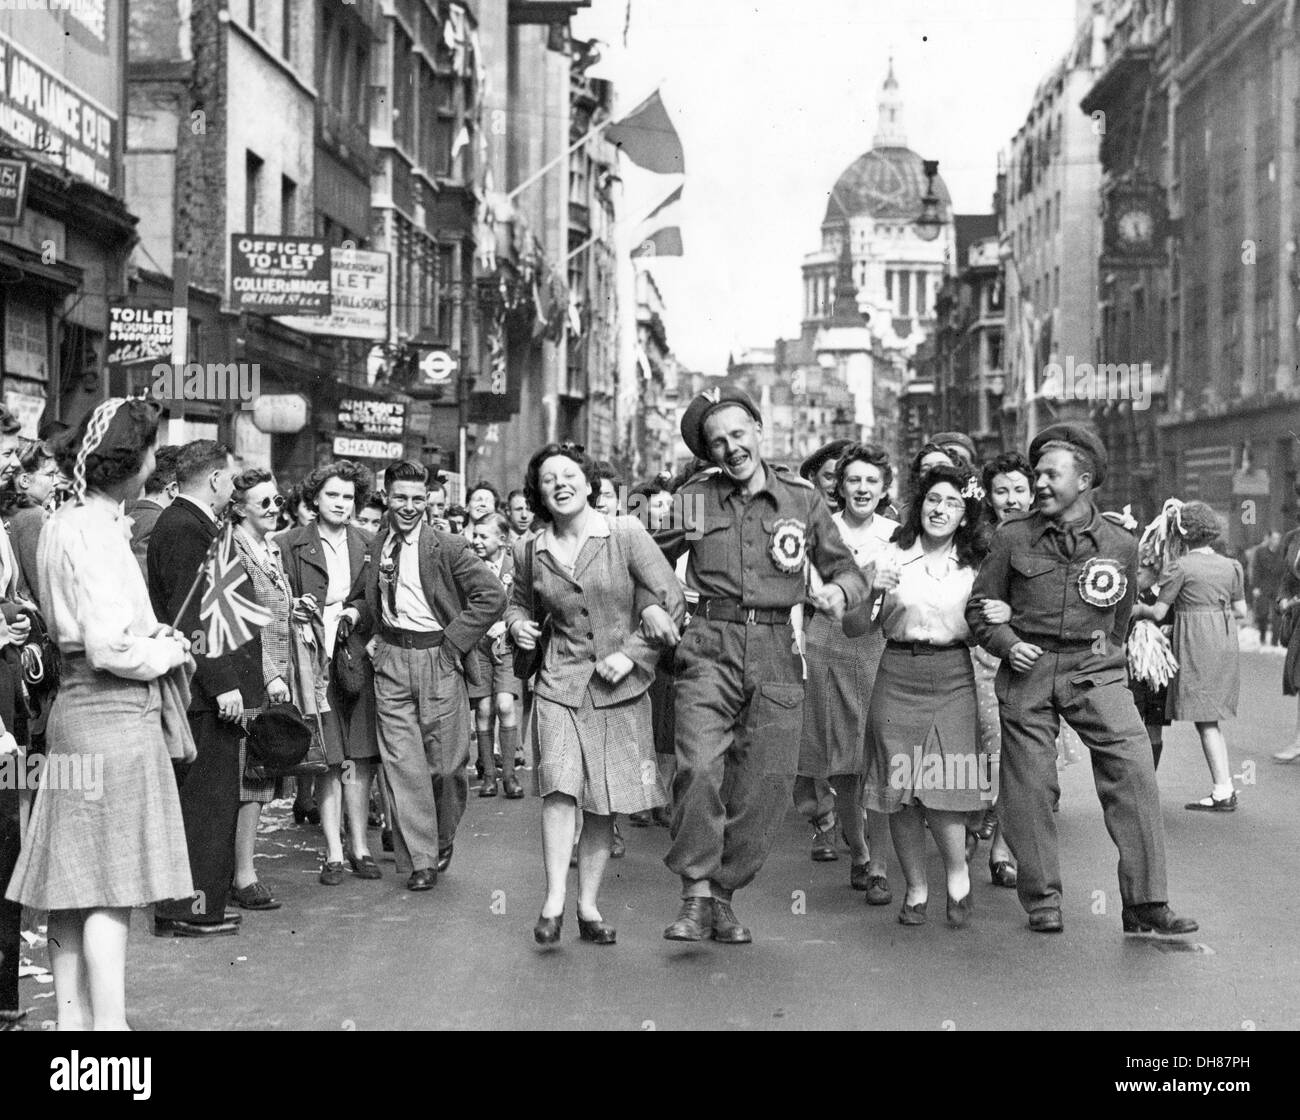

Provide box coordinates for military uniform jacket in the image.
[966,502,1137,666]
[652,462,868,611]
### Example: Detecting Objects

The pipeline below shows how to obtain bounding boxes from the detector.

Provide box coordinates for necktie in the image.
[387,532,405,619]
[1056,526,1078,561]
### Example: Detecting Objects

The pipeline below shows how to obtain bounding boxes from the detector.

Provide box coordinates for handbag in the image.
[244,701,329,781]
[510,535,550,681]
[331,628,367,701]
[1279,601,1300,648]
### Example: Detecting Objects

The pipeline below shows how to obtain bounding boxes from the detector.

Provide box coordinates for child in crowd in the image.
[469,512,525,799]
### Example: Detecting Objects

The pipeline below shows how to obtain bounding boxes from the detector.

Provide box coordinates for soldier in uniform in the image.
[966,423,1198,936]
[654,386,869,943]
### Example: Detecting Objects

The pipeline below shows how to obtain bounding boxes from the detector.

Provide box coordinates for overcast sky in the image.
[572,0,1081,373]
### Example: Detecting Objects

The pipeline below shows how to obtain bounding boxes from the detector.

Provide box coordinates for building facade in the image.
[1001,6,1105,448]
[0,2,136,436]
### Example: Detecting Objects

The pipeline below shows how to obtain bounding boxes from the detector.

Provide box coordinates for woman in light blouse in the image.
[7,398,193,1029]
[506,444,684,945]
[862,462,990,928]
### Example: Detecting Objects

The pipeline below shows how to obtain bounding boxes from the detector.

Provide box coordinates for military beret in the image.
[1029,422,1108,489]
[799,439,854,481]
[680,383,762,460]
[930,431,977,464]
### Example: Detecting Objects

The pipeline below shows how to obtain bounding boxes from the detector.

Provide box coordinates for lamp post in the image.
[914,159,944,242]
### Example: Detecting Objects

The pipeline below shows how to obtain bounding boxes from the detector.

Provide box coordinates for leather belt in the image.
[379,627,445,649]
[696,599,789,625]
[1022,634,1094,653]
[885,639,967,655]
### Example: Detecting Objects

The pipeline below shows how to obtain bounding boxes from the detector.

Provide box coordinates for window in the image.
[1055,191,1061,231]
[393,25,415,154]
[281,175,297,235]
[247,0,256,32]
[282,0,292,61]
[245,150,263,232]
[4,292,50,380]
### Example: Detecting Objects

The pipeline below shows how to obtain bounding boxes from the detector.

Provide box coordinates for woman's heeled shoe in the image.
[989,858,1018,888]
[947,891,974,928]
[502,777,524,800]
[533,913,563,945]
[897,900,927,926]
[576,911,617,945]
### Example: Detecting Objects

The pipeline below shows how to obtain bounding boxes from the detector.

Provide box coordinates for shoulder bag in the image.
[510,535,551,681]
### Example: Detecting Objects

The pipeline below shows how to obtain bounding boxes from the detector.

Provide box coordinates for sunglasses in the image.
[249,494,286,512]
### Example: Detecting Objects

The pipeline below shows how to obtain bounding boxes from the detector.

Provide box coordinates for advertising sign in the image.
[0,157,28,225]
[337,399,405,438]
[0,33,116,191]
[230,235,331,316]
[278,249,389,339]
[333,435,404,460]
[106,305,173,366]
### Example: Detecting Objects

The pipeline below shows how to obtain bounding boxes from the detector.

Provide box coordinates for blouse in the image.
[37,494,185,681]
[876,539,975,644]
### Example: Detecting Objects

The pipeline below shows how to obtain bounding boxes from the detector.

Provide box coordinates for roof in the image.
[823,146,952,225]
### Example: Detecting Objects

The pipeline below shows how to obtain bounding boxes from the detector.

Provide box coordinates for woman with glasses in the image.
[227,470,296,912]
[861,462,990,929]
[3,439,60,603]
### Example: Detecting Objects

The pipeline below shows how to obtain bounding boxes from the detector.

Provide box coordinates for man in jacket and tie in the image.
[147,440,249,937]
[364,460,505,891]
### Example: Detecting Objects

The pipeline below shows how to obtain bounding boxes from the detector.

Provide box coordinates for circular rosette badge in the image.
[769,518,807,574]
[1077,557,1127,608]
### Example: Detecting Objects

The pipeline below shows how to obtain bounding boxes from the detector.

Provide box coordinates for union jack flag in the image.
[199,527,273,658]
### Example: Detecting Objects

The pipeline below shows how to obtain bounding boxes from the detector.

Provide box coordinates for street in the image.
[18,650,1299,1032]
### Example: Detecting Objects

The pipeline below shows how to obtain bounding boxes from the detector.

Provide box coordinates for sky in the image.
[572,0,1082,374]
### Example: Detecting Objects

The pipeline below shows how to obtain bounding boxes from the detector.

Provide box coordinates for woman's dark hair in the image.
[1179,500,1223,549]
[53,399,162,494]
[17,437,52,475]
[467,480,502,509]
[896,462,985,569]
[833,443,893,514]
[302,460,372,512]
[283,482,309,521]
[593,459,622,492]
[667,457,712,494]
[909,441,959,486]
[980,451,1034,500]
[361,492,387,514]
[230,468,276,523]
[523,443,601,524]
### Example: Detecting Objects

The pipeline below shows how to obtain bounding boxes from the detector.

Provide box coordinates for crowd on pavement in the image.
[2,382,1296,1029]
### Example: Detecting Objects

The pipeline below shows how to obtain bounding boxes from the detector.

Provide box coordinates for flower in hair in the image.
[960,477,985,502]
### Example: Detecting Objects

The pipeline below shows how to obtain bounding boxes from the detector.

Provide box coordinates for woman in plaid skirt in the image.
[227,469,296,912]
[506,444,684,946]
[6,398,194,1029]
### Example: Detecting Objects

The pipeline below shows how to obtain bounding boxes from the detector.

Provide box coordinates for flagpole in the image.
[507,119,612,202]
[566,183,681,262]
[170,518,228,631]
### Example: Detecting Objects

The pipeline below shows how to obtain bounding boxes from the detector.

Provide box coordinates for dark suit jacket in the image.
[147,497,261,711]
[127,497,165,573]
[365,521,506,657]
[279,521,373,624]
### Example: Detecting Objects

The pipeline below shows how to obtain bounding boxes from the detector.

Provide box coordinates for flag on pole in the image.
[631,184,684,258]
[606,90,685,174]
[199,527,273,658]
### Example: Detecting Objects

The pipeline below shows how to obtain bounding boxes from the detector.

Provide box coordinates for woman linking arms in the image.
[7,398,193,1029]
[861,462,991,929]
[507,444,684,946]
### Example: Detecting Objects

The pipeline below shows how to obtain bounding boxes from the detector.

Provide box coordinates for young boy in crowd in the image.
[469,512,524,799]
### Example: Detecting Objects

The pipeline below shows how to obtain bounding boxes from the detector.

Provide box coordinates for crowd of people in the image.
[0,380,1289,1027]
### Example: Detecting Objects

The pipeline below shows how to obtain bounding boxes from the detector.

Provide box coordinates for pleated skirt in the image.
[5,665,192,910]
[534,688,662,815]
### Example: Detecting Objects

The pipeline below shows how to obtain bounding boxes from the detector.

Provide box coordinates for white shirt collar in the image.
[535,509,611,554]
[897,538,957,567]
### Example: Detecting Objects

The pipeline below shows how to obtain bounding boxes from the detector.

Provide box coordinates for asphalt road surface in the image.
[16,650,1300,1031]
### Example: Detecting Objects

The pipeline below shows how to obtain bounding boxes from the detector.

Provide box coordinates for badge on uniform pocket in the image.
[1077,557,1127,607]
[769,518,807,574]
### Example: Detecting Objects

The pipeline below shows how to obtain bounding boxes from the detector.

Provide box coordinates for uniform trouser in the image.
[995,647,1168,913]
[667,617,804,896]
[373,640,470,876]
[792,776,837,831]
[155,712,241,924]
